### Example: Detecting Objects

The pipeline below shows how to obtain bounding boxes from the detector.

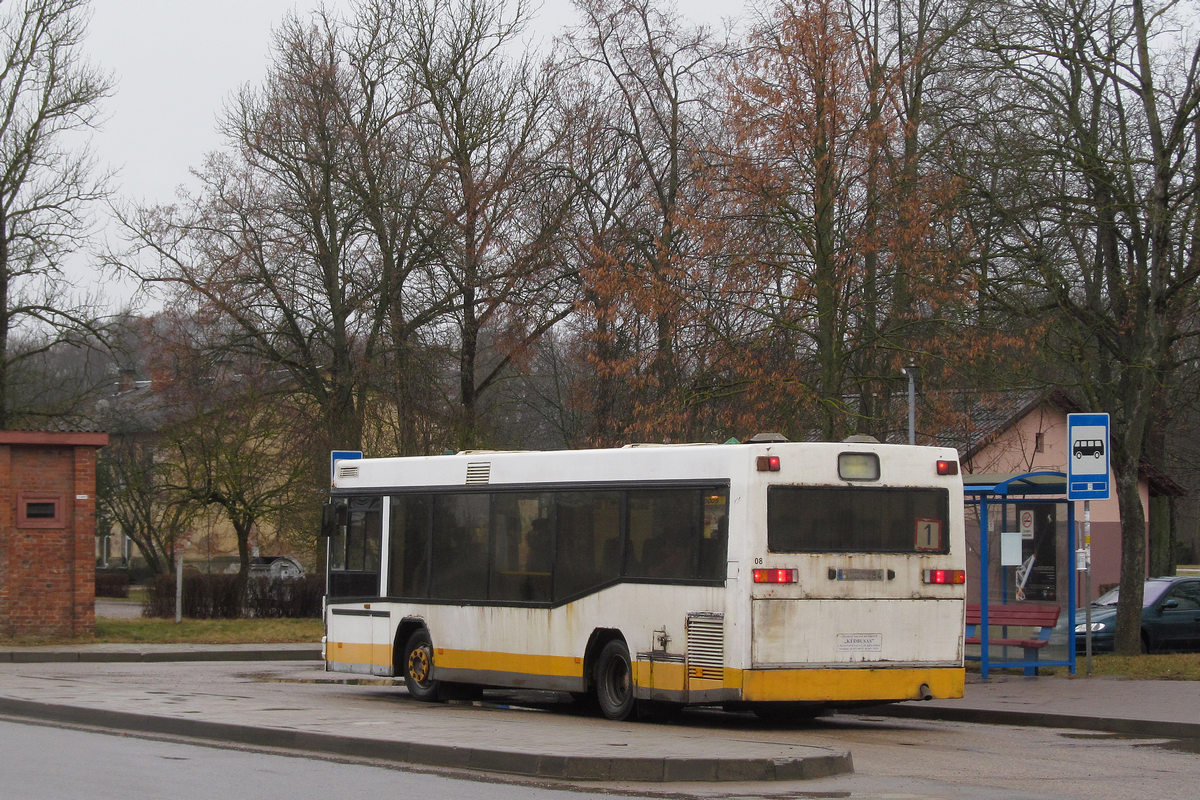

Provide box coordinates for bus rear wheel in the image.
[594,639,636,721]
[402,629,441,702]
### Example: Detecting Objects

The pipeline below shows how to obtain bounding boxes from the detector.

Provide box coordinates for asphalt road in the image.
[0,719,644,800]
[3,707,1196,800]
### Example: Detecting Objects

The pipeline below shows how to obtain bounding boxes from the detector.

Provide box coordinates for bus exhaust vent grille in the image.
[337,465,359,480]
[465,462,491,484]
[686,613,724,680]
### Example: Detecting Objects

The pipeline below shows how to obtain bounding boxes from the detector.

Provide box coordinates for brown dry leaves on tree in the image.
[712,0,993,441]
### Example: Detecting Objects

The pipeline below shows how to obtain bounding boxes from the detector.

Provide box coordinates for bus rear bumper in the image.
[739,665,965,704]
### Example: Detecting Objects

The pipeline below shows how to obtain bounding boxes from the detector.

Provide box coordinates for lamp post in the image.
[175,539,191,624]
[901,363,918,445]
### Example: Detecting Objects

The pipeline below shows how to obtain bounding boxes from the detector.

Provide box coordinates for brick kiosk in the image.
[0,431,108,637]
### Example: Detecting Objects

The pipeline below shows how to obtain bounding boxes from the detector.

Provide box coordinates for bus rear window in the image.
[767,486,950,554]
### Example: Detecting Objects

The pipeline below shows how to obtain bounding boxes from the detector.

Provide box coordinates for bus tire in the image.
[402,628,441,702]
[594,639,636,721]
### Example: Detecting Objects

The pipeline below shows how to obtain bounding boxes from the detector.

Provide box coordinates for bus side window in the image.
[489,493,553,603]
[699,492,729,580]
[553,491,620,600]
[431,493,489,601]
[328,496,382,599]
[329,509,347,571]
[626,489,699,581]
[388,494,431,598]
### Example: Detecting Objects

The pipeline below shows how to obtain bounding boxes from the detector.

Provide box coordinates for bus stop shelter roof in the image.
[963,471,1067,497]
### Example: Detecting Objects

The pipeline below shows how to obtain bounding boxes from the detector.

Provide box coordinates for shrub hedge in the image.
[145,573,323,619]
[95,570,131,598]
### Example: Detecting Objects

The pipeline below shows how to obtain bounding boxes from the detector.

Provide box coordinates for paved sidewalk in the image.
[1,644,1197,784]
[882,673,1200,740]
[0,652,849,783]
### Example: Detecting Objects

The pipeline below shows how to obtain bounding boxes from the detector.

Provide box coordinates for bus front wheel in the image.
[402,629,441,702]
[594,639,636,720]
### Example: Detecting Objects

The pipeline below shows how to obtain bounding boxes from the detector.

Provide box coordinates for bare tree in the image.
[117,0,574,466]
[96,436,197,576]
[404,0,577,448]
[118,11,382,493]
[340,0,457,455]
[716,0,979,441]
[155,336,312,594]
[560,0,730,442]
[0,0,110,427]
[956,0,1200,653]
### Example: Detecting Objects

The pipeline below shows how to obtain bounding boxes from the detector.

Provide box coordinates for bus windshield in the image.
[767,486,950,553]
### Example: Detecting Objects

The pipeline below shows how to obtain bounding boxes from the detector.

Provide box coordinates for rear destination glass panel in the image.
[767,486,950,554]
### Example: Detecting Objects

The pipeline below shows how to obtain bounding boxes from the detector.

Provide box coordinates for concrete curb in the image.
[0,696,853,783]
[875,701,1200,740]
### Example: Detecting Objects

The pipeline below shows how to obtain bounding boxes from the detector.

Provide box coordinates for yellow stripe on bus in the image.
[326,640,392,668]
[324,643,585,678]
[326,641,964,703]
[436,648,584,678]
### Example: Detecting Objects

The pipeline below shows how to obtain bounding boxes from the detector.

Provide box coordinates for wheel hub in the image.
[408,647,431,684]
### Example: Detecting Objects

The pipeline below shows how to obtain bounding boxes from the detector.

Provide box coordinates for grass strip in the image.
[2,617,322,646]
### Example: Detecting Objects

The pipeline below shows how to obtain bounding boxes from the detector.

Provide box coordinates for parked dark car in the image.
[1075,576,1200,653]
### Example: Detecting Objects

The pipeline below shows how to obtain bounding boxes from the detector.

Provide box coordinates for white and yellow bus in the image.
[322,436,966,720]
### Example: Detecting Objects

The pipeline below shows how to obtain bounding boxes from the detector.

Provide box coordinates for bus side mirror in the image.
[321,501,347,538]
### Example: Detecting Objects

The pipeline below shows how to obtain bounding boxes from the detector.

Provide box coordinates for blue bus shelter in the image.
[964,472,1078,678]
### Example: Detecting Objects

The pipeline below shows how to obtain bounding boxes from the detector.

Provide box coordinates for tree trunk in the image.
[1147,495,1174,578]
[1113,450,1148,654]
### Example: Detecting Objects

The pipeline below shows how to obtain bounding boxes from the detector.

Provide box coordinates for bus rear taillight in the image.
[936,459,959,475]
[756,455,781,472]
[922,569,965,584]
[753,568,797,584]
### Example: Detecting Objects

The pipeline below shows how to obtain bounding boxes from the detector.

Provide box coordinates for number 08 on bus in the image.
[322,436,966,720]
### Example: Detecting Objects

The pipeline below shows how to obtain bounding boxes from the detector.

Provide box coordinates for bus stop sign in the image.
[1067,413,1110,500]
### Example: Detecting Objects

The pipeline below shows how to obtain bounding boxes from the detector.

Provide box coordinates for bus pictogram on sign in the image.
[1067,414,1110,501]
